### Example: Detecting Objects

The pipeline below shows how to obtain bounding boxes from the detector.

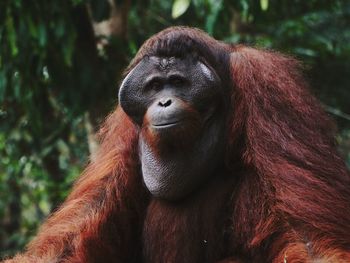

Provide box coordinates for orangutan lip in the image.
[151,120,182,128]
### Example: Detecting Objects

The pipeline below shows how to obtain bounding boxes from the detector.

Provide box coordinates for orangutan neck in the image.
[142,174,237,263]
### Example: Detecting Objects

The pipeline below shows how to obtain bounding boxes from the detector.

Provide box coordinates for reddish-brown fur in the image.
[4,27,350,263]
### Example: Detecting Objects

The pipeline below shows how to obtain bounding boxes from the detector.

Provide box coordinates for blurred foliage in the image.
[0,0,349,258]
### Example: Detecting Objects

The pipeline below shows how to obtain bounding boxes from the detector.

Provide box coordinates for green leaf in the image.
[27,16,38,39]
[63,34,75,67]
[205,0,223,35]
[260,0,269,11]
[0,71,6,101]
[172,0,191,19]
[5,10,18,57]
[71,0,84,6]
[13,0,22,8]
[38,24,47,47]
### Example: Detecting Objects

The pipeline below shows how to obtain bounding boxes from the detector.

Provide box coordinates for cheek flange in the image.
[118,60,152,125]
[198,61,215,81]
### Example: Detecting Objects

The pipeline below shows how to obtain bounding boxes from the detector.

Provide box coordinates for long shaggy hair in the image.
[5,27,350,263]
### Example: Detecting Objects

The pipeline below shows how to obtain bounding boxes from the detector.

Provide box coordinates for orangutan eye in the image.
[151,81,162,89]
[169,76,186,87]
[145,79,162,92]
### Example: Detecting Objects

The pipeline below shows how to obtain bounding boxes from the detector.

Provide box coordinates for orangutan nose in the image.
[158,98,172,108]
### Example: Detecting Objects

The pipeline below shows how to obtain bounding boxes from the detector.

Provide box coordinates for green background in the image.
[1,0,349,258]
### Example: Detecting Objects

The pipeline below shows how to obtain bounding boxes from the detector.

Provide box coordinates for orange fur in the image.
[4,27,350,263]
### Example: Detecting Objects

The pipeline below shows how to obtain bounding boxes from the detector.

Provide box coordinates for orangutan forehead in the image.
[146,55,215,81]
[146,56,194,71]
[149,56,177,70]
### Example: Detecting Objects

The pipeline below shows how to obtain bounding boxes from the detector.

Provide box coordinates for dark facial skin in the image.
[119,55,226,200]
